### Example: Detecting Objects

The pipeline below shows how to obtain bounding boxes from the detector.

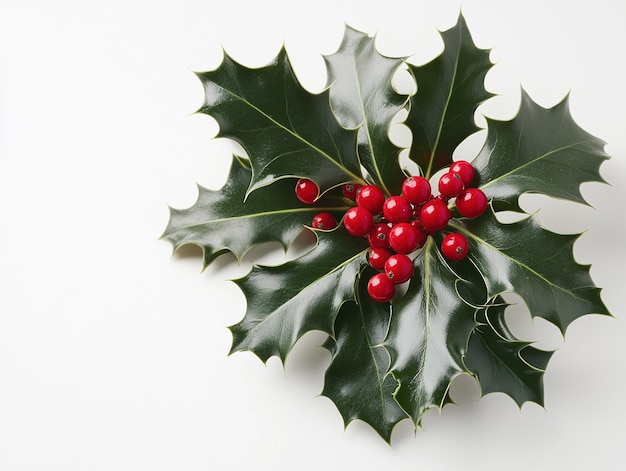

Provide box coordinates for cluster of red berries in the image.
[294,160,488,303]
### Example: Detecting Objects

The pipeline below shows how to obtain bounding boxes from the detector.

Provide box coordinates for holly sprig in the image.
[161,15,610,442]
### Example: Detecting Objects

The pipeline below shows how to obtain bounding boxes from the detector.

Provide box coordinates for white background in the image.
[1,0,625,469]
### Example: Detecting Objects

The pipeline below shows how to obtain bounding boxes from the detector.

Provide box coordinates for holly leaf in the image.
[452,209,610,334]
[324,25,408,195]
[196,48,364,197]
[322,268,408,443]
[474,90,610,211]
[229,228,368,363]
[384,239,480,426]
[161,155,348,266]
[406,14,493,179]
[464,297,554,406]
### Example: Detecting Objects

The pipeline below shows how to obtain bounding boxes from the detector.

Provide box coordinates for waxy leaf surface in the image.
[454,211,609,333]
[464,298,554,406]
[230,228,368,363]
[322,269,408,442]
[406,15,493,179]
[324,26,407,195]
[384,240,478,425]
[161,156,348,265]
[196,48,363,197]
[474,91,609,211]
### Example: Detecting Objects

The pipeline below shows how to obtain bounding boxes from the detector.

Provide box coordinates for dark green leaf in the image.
[474,90,609,211]
[384,239,479,426]
[464,297,554,406]
[161,155,348,266]
[322,268,408,442]
[324,26,408,194]
[196,48,364,197]
[452,210,610,333]
[406,14,493,179]
[229,228,368,363]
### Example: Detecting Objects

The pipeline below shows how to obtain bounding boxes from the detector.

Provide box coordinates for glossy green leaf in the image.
[452,210,610,333]
[196,48,364,197]
[322,268,408,442]
[324,26,408,195]
[384,239,479,426]
[474,91,609,211]
[229,228,368,363]
[406,15,493,179]
[464,297,554,406]
[161,155,348,265]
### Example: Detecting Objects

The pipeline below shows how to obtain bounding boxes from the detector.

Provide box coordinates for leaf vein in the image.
[216,85,363,183]
[452,221,591,303]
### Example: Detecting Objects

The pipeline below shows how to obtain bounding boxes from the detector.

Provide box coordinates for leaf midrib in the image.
[356,295,389,420]
[351,54,390,195]
[450,220,591,304]
[244,248,367,334]
[406,239,433,396]
[424,31,462,180]
[216,83,364,184]
[479,140,592,191]
[172,205,349,232]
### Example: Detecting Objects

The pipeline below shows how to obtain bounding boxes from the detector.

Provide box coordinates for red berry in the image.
[356,185,385,214]
[409,220,429,249]
[450,160,475,186]
[341,183,361,201]
[295,178,319,204]
[311,212,337,230]
[456,187,488,218]
[368,248,392,270]
[420,198,451,232]
[410,218,424,231]
[384,254,414,284]
[343,206,373,237]
[438,172,464,198]
[382,195,412,223]
[402,176,431,205]
[367,273,396,303]
[389,222,421,254]
[368,223,391,249]
[441,233,469,261]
